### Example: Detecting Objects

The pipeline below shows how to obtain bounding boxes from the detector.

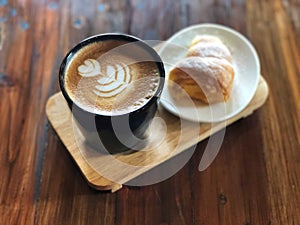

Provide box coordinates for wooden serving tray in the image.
[46,76,268,192]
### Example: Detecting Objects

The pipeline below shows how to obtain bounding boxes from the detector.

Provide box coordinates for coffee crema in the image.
[64,40,160,115]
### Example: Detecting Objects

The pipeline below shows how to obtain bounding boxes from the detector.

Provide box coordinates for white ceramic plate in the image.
[158,23,260,123]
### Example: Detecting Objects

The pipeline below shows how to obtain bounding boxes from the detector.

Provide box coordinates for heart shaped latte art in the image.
[78,59,101,77]
[77,58,132,98]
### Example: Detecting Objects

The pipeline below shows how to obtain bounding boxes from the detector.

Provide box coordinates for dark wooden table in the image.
[1,0,299,224]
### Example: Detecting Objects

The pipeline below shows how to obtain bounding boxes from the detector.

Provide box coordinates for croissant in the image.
[169,35,234,104]
[190,35,222,47]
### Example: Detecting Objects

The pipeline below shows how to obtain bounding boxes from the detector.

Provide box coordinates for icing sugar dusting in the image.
[187,41,232,62]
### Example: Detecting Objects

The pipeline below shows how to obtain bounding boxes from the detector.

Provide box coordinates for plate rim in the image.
[158,23,261,123]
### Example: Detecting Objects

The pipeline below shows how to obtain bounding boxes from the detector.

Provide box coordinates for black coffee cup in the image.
[59,33,165,154]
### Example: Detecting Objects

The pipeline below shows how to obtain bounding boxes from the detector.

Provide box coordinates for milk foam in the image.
[78,59,133,98]
[64,40,161,115]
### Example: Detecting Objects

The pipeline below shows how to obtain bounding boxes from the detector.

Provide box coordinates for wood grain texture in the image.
[247,1,300,224]
[0,0,60,224]
[0,0,299,224]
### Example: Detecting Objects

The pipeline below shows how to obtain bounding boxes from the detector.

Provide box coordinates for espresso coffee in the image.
[64,40,160,115]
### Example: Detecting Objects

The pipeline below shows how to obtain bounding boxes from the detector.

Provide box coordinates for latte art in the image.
[77,59,132,98]
[95,64,131,97]
[78,59,101,77]
[64,40,161,115]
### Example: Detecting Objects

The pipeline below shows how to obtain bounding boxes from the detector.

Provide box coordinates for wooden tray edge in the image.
[45,76,269,192]
[46,95,123,193]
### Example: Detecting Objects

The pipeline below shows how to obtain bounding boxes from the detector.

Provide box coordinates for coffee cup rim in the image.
[59,33,165,117]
